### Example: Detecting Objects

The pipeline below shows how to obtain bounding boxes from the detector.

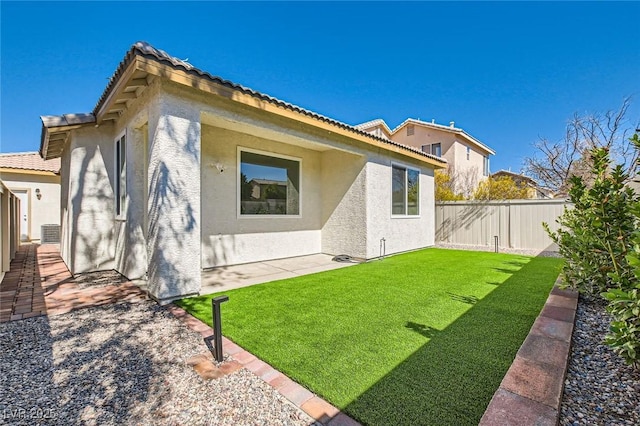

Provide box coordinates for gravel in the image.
[71,271,129,290]
[0,300,315,426]
[435,242,561,258]
[559,296,640,426]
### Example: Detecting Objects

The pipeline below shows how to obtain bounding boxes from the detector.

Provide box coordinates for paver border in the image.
[479,278,578,425]
[164,303,361,426]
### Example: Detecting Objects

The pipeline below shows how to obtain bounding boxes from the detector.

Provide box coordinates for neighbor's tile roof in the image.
[354,119,392,134]
[0,152,60,173]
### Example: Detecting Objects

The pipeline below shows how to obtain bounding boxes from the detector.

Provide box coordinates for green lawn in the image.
[177,248,562,425]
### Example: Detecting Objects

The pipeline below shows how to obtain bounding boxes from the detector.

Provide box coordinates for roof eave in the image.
[39,114,96,160]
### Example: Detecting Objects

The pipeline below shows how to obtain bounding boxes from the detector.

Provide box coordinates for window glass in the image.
[240,151,300,215]
[392,165,406,215]
[392,165,420,216]
[431,143,442,157]
[115,134,126,217]
[483,156,490,176]
[407,169,419,215]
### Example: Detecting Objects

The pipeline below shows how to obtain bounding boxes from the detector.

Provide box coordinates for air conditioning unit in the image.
[41,224,60,244]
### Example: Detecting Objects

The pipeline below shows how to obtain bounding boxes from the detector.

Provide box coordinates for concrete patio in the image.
[200,254,359,295]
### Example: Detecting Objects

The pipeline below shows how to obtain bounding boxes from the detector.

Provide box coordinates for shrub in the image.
[545,147,637,295]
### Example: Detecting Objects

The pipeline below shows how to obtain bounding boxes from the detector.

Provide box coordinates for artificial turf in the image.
[177,248,562,425]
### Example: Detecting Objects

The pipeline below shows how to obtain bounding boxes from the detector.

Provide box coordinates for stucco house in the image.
[39,41,446,304]
[356,118,495,197]
[0,152,61,242]
[491,170,552,199]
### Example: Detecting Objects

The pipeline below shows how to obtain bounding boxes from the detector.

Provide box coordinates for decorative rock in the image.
[559,296,640,425]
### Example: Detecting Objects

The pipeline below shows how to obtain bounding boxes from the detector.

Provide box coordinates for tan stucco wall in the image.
[56,79,441,301]
[391,125,488,195]
[0,172,60,241]
[60,125,116,274]
[365,154,436,258]
[201,125,324,268]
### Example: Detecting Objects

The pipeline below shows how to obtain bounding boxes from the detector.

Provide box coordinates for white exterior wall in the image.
[110,83,159,282]
[0,172,60,241]
[365,155,435,259]
[146,90,201,302]
[320,150,368,258]
[201,125,323,268]
[60,126,116,274]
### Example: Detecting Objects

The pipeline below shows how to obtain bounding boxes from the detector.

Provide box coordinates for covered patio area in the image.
[200,253,359,294]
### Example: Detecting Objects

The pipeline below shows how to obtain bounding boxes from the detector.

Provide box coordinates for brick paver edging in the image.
[479,280,578,425]
[164,303,361,426]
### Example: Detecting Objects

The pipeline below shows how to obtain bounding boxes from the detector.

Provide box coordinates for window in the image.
[239,149,300,216]
[115,133,126,217]
[392,164,419,216]
[406,124,415,136]
[421,144,430,153]
[467,146,470,160]
[431,143,442,157]
[483,155,490,176]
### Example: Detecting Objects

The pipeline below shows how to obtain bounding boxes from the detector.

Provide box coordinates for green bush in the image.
[547,133,640,368]
[545,148,637,295]
[603,199,640,368]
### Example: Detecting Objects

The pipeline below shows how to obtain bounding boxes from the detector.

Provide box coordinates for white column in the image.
[147,93,201,303]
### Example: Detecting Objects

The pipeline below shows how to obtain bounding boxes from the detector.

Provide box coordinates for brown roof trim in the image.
[43,41,447,167]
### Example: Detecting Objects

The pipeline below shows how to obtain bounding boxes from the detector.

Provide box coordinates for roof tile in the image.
[0,152,60,173]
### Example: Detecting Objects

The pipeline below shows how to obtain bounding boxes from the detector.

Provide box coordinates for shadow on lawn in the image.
[446,292,479,305]
[341,256,560,426]
[405,322,440,339]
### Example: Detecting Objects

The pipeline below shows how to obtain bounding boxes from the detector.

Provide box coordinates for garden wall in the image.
[435,199,569,251]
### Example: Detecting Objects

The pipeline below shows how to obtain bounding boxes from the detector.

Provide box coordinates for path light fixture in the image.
[211,295,229,362]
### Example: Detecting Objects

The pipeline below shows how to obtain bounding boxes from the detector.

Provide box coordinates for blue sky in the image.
[1,1,638,172]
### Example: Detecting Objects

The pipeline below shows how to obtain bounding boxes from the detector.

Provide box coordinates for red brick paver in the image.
[480,280,578,426]
[0,244,146,323]
[167,303,361,426]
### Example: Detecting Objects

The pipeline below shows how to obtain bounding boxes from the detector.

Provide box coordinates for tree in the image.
[523,97,639,197]
[435,170,464,201]
[472,176,530,200]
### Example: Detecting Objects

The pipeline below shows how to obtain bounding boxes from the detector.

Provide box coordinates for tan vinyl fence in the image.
[435,199,570,251]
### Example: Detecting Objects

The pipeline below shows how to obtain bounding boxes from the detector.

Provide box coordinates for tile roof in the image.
[354,119,392,134]
[42,41,447,166]
[0,152,60,173]
[391,118,496,155]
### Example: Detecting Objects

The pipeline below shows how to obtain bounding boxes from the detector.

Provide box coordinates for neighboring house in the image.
[39,41,447,304]
[356,118,495,197]
[0,152,61,242]
[491,170,552,199]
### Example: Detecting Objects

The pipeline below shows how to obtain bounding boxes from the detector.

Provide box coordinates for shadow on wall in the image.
[147,116,200,298]
[435,202,492,243]
[69,145,115,273]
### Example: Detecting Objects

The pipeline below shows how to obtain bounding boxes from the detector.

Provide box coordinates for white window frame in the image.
[237,146,302,219]
[483,155,490,176]
[391,162,420,218]
[467,146,471,160]
[114,131,127,219]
